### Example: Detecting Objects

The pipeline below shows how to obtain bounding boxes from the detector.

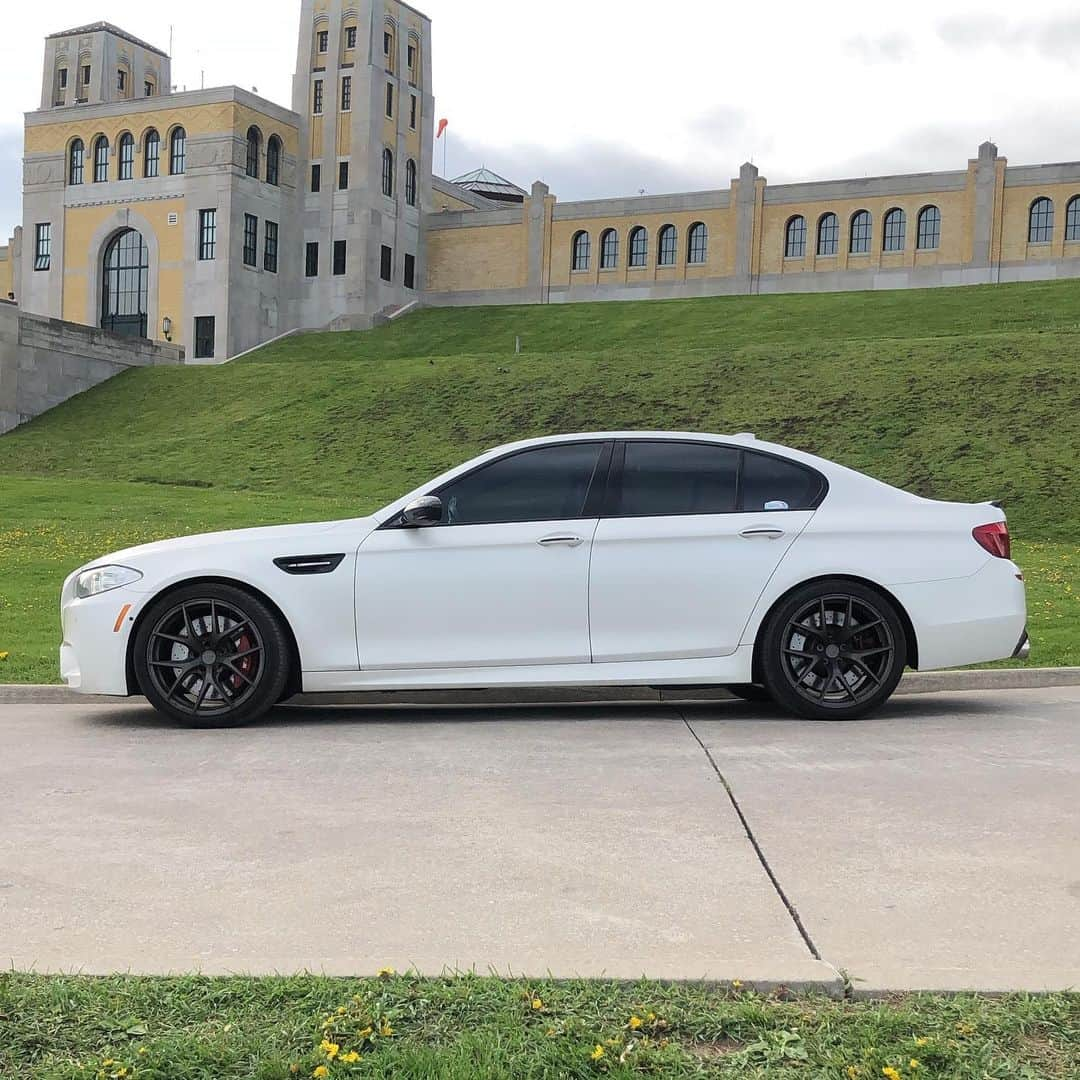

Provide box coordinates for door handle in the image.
[739,527,785,540]
[538,535,585,547]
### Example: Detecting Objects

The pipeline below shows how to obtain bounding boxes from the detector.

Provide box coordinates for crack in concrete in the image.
[676,708,824,963]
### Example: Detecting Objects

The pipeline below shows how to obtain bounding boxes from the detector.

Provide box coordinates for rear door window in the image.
[615,441,740,517]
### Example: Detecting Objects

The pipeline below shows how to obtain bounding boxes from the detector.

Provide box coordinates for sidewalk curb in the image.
[2,668,1078,707]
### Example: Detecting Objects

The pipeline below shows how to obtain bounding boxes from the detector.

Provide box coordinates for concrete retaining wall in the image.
[0,300,184,434]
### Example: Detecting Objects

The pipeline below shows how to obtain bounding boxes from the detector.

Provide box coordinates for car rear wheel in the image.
[134,583,291,728]
[760,580,906,720]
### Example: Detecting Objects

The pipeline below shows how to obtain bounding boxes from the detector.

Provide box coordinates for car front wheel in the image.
[759,579,907,720]
[133,583,291,728]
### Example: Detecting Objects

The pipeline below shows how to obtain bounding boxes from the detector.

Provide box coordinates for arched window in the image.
[784,215,806,258]
[1066,196,1080,242]
[571,230,590,271]
[816,213,839,256]
[657,224,677,266]
[850,210,872,254]
[916,205,941,250]
[687,222,708,264]
[93,136,109,182]
[69,139,85,185]
[266,136,281,186]
[245,126,261,179]
[1029,197,1054,243]
[405,158,417,206]
[382,148,394,197]
[628,226,648,267]
[143,129,160,177]
[883,208,906,251]
[118,133,135,180]
[600,228,619,268]
[101,228,149,338]
[169,127,186,174]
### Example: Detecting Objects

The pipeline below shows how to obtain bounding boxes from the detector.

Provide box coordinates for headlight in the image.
[74,565,143,599]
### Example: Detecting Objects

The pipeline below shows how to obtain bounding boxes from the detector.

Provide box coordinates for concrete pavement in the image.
[2,687,1077,991]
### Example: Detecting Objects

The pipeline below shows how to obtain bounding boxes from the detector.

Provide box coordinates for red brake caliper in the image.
[230,631,256,690]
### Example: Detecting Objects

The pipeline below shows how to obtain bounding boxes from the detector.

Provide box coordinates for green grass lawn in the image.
[1,279,1079,682]
[2,973,1077,1079]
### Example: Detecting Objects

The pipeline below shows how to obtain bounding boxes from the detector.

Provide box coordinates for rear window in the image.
[740,450,824,511]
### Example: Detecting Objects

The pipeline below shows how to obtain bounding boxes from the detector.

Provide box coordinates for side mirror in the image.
[401,495,443,527]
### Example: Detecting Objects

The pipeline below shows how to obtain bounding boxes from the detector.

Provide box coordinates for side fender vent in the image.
[274,553,346,576]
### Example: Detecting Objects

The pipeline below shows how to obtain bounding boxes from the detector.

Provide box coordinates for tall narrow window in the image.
[345,26,357,49]
[144,80,154,97]
[117,69,127,93]
[339,160,349,190]
[628,226,647,267]
[194,316,215,360]
[1029,197,1054,243]
[849,209,872,254]
[264,220,278,273]
[1066,196,1080,241]
[266,135,281,186]
[69,139,85,185]
[404,252,416,290]
[382,148,394,197]
[143,129,160,177]
[816,213,839,256]
[333,239,347,276]
[245,126,261,178]
[313,80,324,114]
[384,30,393,61]
[916,205,941,250]
[340,75,352,112]
[169,127,186,174]
[784,216,806,258]
[81,64,91,86]
[101,229,149,337]
[243,213,258,267]
[882,208,906,251]
[59,68,68,88]
[93,136,109,182]
[380,244,393,282]
[34,223,51,271]
[410,93,418,130]
[405,159,417,206]
[657,224,677,266]
[687,222,708,264]
[317,29,329,53]
[305,241,319,277]
[118,133,135,180]
[571,230,590,271]
[597,228,618,268]
[311,164,321,192]
[385,82,394,118]
[198,209,217,261]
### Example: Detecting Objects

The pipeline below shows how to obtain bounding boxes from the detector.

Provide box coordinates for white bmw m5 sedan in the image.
[60,432,1029,726]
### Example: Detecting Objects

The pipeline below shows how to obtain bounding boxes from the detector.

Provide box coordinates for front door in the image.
[355,441,610,671]
[101,228,149,338]
[588,440,818,662]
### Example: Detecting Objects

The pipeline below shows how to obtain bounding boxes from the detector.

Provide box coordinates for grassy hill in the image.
[2,280,1078,682]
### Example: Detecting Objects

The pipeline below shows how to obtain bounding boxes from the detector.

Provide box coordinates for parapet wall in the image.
[0,301,184,434]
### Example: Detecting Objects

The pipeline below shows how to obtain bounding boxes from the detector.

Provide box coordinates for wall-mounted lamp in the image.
[162,315,172,341]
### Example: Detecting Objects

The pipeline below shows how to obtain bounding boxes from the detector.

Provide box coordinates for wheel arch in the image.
[750,573,920,683]
[125,575,303,700]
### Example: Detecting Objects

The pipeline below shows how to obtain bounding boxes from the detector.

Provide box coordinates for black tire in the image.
[133,583,291,728]
[759,579,907,720]
[724,684,773,702]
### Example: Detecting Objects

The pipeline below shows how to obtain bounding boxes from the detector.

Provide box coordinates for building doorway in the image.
[101,228,149,338]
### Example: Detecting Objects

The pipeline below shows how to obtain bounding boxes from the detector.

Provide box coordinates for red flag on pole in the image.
[437,118,448,138]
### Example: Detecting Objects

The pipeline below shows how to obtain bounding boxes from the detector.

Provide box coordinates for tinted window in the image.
[437,443,604,525]
[617,442,739,517]
[740,450,823,511]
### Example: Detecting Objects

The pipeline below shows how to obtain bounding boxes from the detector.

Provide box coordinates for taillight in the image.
[973,521,1011,559]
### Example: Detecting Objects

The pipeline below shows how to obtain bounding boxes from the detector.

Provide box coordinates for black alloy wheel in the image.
[760,579,906,720]
[134,583,290,727]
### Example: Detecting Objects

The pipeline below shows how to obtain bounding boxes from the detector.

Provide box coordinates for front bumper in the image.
[59,584,144,696]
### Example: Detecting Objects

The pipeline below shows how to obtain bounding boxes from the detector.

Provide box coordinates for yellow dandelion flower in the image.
[102,1061,115,1068]
[359,1026,373,1038]
[883,1068,902,1080]
[910,1060,920,1070]
[646,1012,656,1021]
[914,1037,929,1047]
[546,1028,556,1037]
[590,1044,605,1061]
[137,1048,147,1056]
[379,1021,394,1037]
[320,1039,340,1059]
[731,979,743,989]
[628,1016,643,1030]
[337,1006,347,1015]
[847,1067,859,1079]
[313,1068,329,1079]
[377,967,395,978]
[341,1051,360,1063]
[0,653,8,662]
[532,997,543,1010]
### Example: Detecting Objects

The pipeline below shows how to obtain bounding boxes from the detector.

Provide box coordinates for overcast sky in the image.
[3,0,1080,233]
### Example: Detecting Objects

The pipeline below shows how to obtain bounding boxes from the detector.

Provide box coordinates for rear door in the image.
[588,440,822,662]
